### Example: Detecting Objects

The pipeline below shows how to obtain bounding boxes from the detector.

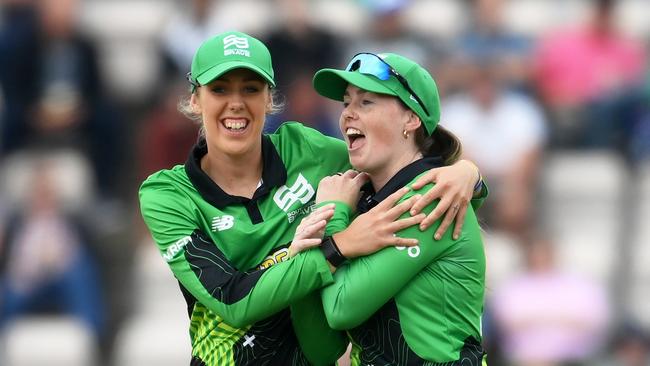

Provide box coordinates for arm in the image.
[139,184,334,328]
[290,293,348,365]
[321,184,473,330]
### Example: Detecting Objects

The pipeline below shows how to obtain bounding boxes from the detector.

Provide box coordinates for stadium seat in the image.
[539,150,627,282]
[1,317,96,366]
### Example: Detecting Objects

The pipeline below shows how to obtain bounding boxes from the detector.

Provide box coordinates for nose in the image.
[228,93,245,111]
[341,105,358,121]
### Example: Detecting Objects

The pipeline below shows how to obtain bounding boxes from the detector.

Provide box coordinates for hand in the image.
[315,170,369,209]
[334,187,426,259]
[409,159,479,240]
[288,204,335,257]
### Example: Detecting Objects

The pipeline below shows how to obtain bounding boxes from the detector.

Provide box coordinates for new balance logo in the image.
[211,215,234,231]
[223,35,250,57]
[163,236,192,262]
[273,173,315,212]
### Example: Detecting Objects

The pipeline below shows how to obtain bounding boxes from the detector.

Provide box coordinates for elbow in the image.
[325,310,357,330]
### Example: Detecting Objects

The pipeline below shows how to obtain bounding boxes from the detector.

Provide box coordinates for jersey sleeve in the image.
[320,182,479,330]
[139,180,334,328]
[278,122,352,173]
[470,180,489,210]
[290,292,348,365]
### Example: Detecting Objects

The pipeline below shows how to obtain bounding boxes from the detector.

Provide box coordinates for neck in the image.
[369,148,423,193]
[201,144,263,198]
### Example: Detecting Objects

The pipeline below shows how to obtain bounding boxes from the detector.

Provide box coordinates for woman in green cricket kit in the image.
[293,52,487,365]
[140,30,486,366]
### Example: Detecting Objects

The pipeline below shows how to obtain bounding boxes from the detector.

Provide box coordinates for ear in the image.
[403,111,422,134]
[265,90,273,113]
[190,92,202,114]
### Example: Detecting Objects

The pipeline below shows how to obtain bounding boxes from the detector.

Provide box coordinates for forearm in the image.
[290,292,348,365]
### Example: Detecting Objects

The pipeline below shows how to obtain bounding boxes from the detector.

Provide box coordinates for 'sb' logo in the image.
[273,174,315,212]
[223,35,249,50]
[211,215,234,231]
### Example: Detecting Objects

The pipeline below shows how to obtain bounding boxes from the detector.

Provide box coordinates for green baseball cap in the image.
[313,53,440,135]
[189,31,275,88]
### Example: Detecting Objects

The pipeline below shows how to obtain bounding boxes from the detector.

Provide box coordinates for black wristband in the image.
[320,236,347,268]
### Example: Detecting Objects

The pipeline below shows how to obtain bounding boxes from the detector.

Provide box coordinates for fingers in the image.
[410,169,438,190]
[389,236,419,247]
[389,213,425,233]
[377,186,411,210]
[341,169,358,178]
[289,238,323,257]
[351,171,369,188]
[452,204,468,240]
[386,194,420,220]
[420,194,451,231]
[410,182,444,215]
[433,203,458,240]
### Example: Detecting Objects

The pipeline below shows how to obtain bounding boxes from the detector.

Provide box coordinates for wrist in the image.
[320,235,347,268]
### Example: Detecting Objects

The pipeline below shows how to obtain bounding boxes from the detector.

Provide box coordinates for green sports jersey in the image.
[320,157,487,366]
[139,122,350,366]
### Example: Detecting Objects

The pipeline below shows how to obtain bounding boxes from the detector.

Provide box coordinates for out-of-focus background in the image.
[0,0,649,365]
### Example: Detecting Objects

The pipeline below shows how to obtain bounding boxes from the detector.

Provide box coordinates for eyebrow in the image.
[343,89,368,98]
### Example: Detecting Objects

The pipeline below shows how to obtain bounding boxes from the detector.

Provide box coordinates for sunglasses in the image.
[186,72,199,91]
[346,53,430,116]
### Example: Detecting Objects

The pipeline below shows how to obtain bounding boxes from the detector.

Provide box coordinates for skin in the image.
[293,84,483,265]
[190,68,270,198]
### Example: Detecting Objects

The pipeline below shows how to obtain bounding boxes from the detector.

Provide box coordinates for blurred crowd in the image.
[1,0,649,365]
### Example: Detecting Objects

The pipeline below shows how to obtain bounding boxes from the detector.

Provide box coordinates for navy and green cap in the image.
[189,31,275,88]
[313,53,440,135]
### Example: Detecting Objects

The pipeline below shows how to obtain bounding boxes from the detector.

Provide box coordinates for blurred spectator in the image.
[533,0,647,149]
[0,161,105,344]
[0,0,124,198]
[349,0,443,66]
[264,0,341,136]
[160,0,222,79]
[137,80,199,183]
[453,0,533,92]
[443,60,547,242]
[490,238,610,365]
[597,322,650,366]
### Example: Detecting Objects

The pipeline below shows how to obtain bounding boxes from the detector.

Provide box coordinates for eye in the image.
[244,85,261,93]
[210,86,226,94]
[342,101,350,108]
[362,99,374,105]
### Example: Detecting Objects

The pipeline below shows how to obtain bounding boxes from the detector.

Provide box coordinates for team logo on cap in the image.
[223,35,250,57]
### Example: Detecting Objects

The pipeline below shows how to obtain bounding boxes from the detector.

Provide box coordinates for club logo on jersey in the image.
[163,236,192,262]
[223,35,250,57]
[273,173,315,212]
[395,245,421,258]
[211,215,234,231]
[258,247,290,270]
[287,203,316,224]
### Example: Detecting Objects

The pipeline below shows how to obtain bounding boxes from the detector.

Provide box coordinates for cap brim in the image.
[313,69,396,101]
[196,61,275,87]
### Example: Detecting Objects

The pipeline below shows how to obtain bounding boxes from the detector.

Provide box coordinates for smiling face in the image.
[340,85,421,179]
[191,68,271,158]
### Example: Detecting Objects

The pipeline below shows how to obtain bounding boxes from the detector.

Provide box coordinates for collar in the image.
[184,135,287,208]
[357,156,443,214]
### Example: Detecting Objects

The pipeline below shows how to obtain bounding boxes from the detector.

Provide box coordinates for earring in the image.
[402,129,409,139]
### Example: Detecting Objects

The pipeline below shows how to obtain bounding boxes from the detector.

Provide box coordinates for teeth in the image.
[346,127,363,136]
[224,120,247,130]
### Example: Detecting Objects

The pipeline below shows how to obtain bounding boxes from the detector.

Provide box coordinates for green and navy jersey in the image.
[319,157,487,366]
[139,122,350,366]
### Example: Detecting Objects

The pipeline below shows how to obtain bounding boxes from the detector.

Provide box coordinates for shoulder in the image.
[139,165,190,207]
[268,121,347,156]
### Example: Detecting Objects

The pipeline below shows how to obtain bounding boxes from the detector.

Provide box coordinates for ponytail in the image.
[414,125,462,165]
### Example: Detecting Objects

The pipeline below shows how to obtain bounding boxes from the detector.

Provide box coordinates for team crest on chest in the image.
[273,173,315,212]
